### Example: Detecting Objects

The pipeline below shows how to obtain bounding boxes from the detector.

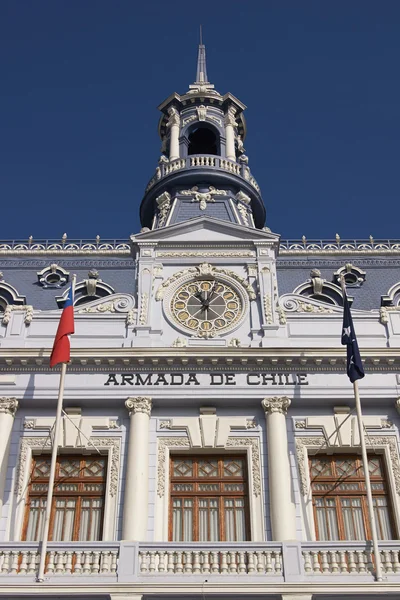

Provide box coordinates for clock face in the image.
[170,279,243,337]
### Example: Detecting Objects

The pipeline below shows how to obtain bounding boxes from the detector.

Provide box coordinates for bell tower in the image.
[139,39,266,231]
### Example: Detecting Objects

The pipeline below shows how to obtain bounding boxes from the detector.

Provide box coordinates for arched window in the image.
[293,269,347,307]
[56,270,114,308]
[188,126,219,156]
[0,274,26,315]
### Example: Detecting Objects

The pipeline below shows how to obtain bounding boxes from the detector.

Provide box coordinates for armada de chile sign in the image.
[104,372,309,387]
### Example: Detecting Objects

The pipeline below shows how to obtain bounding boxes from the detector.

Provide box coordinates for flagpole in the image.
[37,274,76,582]
[353,379,383,581]
[36,360,67,582]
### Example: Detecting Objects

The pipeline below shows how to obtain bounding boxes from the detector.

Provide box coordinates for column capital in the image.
[0,397,18,416]
[262,396,291,415]
[125,397,152,417]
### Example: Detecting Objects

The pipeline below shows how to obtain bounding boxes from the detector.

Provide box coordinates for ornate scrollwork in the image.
[125,397,152,417]
[262,396,291,415]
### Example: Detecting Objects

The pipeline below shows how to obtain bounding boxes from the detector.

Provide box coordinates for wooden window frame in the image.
[169,454,250,542]
[22,454,107,542]
[309,453,395,541]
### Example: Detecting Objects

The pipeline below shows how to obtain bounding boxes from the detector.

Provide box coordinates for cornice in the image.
[0,347,399,373]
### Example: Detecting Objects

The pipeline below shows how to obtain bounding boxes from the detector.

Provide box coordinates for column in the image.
[0,397,18,513]
[224,106,236,161]
[262,396,297,541]
[122,396,152,541]
[167,107,180,161]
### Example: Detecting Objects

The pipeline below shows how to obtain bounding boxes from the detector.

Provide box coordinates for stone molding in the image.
[295,435,400,496]
[0,397,18,416]
[262,396,291,415]
[125,397,152,417]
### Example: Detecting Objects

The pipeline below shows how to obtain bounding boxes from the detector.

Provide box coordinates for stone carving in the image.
[228,338,241,347]
[167,106,180,127]
[172,337,188,347]
[156,191,171,227]
[197,105,207,121]
[295,420,307,429]
[277,306,287,325]
[237,203,249,226]
[381,419,393,429]
[37,263,69,288]
[247,264,258,277]
[295,435,400,496]
[280,295,335,315]
[157,436,261,497]
[262,396,291,415]
[16,436,120,497]
[139,293,149,325]
[125,397,152,417]
[182,114,197,126]
[224,106,237,128]
[2,305,33,325]
[23,420,35,429]
[310,269,324,295]
[263,293,273,324]
[159,420,172,429]
[236,134,245,154]
[156,264,256,301]
[180,186,227,210]
[246,419,258,429]
[85,269,101,296]
[156,251,255,258]
[380,307,389,325]
[236,190,251,204]
[126,309,137,326]
[76,294,136,314]
[0,397,18,416]
[333,263,366,287]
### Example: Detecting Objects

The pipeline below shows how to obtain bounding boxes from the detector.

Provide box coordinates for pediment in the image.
[132,217,280,245]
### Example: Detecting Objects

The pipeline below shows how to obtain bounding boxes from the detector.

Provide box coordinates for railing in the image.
[0,542,119,576]
[280,237,400,253]
[145,155,261,194]
[0,238,131,255]
[138,542,282,576]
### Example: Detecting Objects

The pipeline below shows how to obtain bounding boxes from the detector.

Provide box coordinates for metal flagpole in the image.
[353,379,383,581]
[36,361,67,582]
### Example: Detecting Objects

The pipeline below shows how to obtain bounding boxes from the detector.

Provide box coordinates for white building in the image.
[1,42,400,600]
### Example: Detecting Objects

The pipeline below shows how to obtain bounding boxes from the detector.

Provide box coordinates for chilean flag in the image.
[50,285,75,367]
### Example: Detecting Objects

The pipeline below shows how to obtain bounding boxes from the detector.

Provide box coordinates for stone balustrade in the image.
[0,542,119,577]
[138,543,283,576]
[145,155,261,194]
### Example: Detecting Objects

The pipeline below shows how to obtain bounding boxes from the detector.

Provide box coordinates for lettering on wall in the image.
[104,372,309,386]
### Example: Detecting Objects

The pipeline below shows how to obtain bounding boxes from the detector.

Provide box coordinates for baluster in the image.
[55,551,65,574]
[101,551,110,574]
[167,552,174,573]
[220,552,228,573]
[193,551,201,574]
[311,551,320,573]
[303,551,312,573]
[238,551,246,574]
[74,552,83,574]
[392,550,400,573]
[256,551,264,573]
[19,551,28,574]
[247,552,255,573]
[1,551,10,574]
[110,551,118,573]
[92,551,101,574]
[148,551,156,573]
[347,551,356,573]
[139,551,147,572]
[274,550,282,574]
[228,552,237,574]
[383,550,393,573]
[210,551,219,573]
[365,548,374,574]
[65,551,73,574]
[338,551,347,573]
[320,551,329,573]
[10,551,19,574]
[329,551,339,573]
[158,551,166,573]
[82,551,91,574]
[263,551,272,574]
[183,551,192,574]
[175,552,183,573]
[202,551,210,573]
[356,550,366,573]
[28,551,38,574]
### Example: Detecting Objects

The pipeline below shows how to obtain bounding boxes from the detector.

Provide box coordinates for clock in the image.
[170,278,244,337]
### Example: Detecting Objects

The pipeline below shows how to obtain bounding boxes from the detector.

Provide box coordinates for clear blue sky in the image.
[1,1,399,241]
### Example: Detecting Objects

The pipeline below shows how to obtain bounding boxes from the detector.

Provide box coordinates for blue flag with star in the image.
[341,292,365,383]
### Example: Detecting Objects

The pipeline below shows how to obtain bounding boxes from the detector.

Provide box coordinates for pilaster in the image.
[0,397,18,513]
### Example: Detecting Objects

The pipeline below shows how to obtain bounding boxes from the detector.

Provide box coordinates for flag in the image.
[341,291,364,383]
[50,285,75,367]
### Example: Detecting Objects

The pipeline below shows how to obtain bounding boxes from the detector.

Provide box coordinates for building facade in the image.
[1,43,400,600]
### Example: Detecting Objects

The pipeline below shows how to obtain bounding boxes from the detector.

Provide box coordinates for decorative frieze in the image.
[262,396,291,415]
[125,396,152,417]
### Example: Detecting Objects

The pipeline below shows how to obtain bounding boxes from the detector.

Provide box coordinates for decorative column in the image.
[122,397,152,541]
[167,107,180,161]
[224,106,237,161]
[0,397,18,512]
[262,396,297,541]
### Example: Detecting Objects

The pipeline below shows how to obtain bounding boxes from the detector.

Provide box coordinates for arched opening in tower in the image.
[188,126,219,155]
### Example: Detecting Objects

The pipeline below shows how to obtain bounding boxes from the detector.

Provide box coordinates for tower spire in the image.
[195,25,209,84]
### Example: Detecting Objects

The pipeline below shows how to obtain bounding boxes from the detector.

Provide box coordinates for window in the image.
[188,126,219,155]
[23,455,106,542]
[309,454,394,541]
[170,455,249,542]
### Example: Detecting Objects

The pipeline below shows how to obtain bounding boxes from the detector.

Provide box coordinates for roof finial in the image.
[195,25,209,84]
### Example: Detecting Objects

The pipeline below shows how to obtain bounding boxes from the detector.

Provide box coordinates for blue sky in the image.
[1,1,399,241]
